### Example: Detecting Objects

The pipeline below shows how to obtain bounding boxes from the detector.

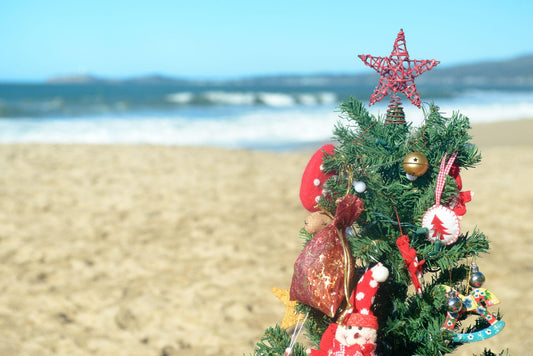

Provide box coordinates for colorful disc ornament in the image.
[422,152,461,245]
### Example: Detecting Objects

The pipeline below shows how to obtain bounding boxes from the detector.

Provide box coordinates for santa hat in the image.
[299,144,336,212]
[342,263,389,329]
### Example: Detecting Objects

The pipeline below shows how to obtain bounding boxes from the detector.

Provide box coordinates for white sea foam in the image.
[256,92,295,107]
[203,91,257,105]
[297,93,318,105]
[0,107,338,149]
[164,90,338,107]
[368,91,533,126]
[166,92,194,104]
[1,91,532,150]
[317,92,337,105]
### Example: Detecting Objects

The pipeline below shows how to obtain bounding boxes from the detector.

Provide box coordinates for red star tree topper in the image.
[359,29,439,107]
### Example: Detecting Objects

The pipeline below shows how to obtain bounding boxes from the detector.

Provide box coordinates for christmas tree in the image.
[252,30,506,356]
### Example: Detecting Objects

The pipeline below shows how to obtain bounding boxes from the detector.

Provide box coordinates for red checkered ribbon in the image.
[435,152,458,204]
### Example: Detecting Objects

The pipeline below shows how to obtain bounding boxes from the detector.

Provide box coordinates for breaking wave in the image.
[165,91,337,107]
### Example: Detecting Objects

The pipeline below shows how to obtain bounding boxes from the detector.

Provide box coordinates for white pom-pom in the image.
[353,181,366,193]
[371,263,389,282]
[406,173,418,181]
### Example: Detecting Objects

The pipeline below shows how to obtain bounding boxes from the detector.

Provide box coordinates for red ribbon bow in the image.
[396,235,425,294]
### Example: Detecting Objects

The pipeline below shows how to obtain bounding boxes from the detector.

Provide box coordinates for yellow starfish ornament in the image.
[272,287,305,329]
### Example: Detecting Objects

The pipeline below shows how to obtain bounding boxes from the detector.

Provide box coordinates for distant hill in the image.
[235,54,533,89]
[46,74,107,84]
[419,54,533,88]
[46,74,192,85]
[45,54,533,90]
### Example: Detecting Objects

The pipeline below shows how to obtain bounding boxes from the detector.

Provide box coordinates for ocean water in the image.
[0,83,532,151]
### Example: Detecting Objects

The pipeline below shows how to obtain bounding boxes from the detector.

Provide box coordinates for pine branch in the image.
[251,325,307,356]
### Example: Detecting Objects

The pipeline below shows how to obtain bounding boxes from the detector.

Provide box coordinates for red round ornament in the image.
[423,152,461,245]
[422,205,460,245]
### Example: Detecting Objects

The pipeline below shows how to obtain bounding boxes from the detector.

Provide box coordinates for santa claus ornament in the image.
[422,152,461,245]
[307,263,389,356]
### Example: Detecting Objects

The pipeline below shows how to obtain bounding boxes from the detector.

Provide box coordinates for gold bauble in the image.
[402,152,429,176]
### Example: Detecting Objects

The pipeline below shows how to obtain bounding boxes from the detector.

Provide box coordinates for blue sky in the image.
[0,0,532,81]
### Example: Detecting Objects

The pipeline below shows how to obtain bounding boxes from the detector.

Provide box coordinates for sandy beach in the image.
[0,119,532,355]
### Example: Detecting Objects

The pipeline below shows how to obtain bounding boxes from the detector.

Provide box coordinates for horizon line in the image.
[1,52,532,84]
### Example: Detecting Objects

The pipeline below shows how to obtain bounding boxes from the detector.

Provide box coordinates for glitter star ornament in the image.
[359,29,439,107]
[272,287,305,329]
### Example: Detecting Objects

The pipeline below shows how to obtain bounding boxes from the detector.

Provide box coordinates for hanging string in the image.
[393,205,403,236]
[466,256,472,294]
[368,241,379,264]
[362,158,404,172]
[435,152,458,205]
[336,227,353,308]
[353,121,378,145]
[344,165,354,197]
[284,312,309,356]
[367,212,417,233]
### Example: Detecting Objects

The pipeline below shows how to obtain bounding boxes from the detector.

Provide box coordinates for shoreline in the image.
[0,118,531,152]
